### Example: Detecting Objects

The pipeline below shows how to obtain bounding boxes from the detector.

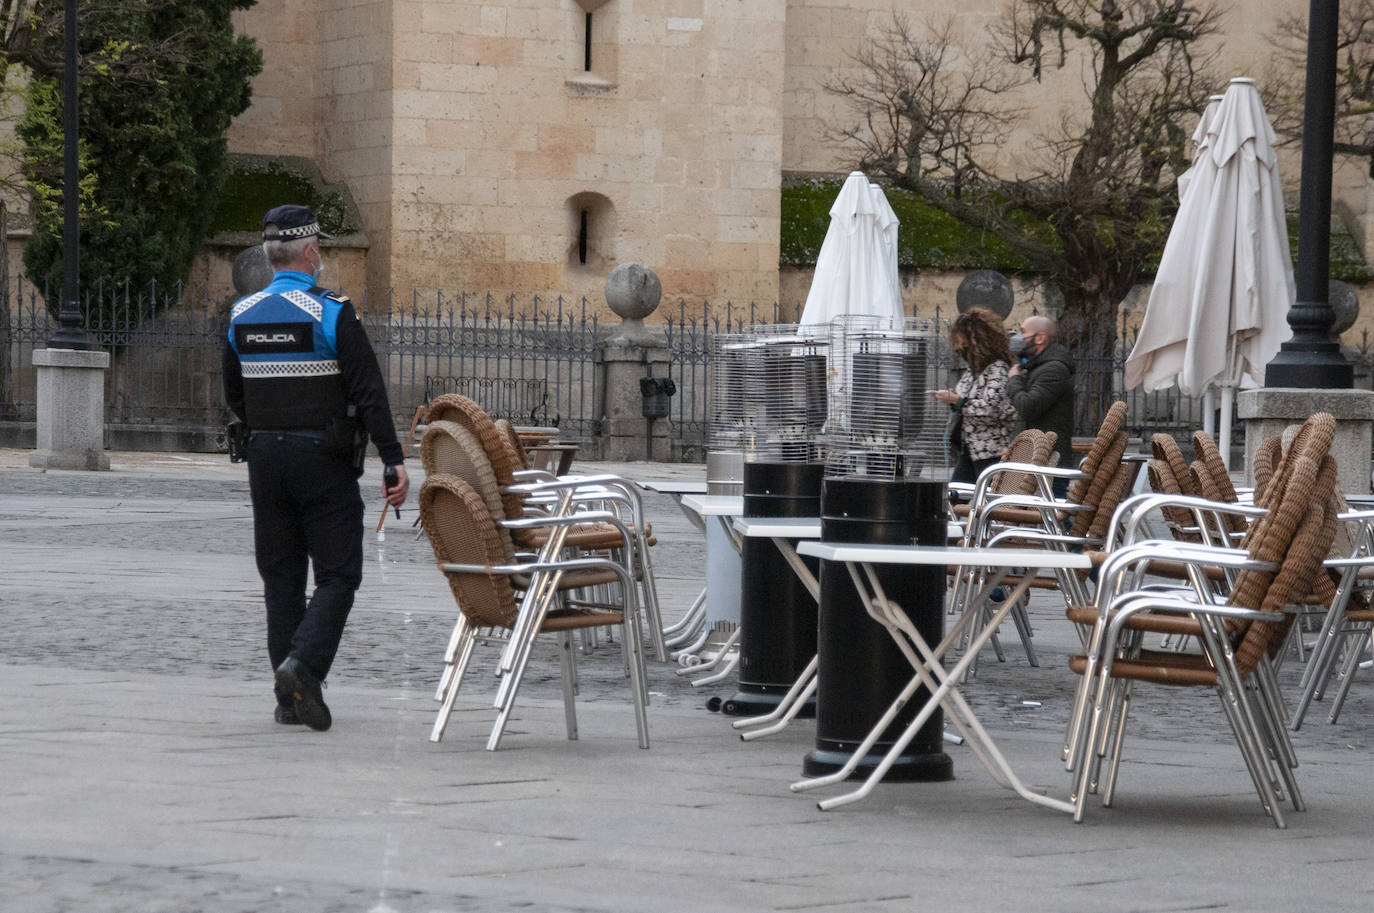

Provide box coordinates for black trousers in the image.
[246,432,363,690]
[951,448,997,486]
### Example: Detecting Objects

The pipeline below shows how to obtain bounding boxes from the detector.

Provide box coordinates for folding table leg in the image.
[664,588,707,644]
[797,562,1073,815]
[734,654,818,735]
[739,673,818,742]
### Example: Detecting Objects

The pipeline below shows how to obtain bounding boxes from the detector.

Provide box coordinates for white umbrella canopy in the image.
[800,171,904,326]
[1175,93,1225,202]
[1123,77,1294,463]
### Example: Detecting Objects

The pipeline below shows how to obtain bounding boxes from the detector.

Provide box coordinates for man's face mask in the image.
[1008,332,1027,356]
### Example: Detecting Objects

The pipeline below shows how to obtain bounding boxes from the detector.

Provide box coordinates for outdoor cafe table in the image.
[728,517,967,737]
[793,541,1094,814]
[674,494,745,669]
[680,494,744,546]
[729,517,823,731]
[635,480,714,654]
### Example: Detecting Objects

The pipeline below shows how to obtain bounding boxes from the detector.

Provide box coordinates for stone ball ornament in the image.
[955,270,1013,319]
[605,263,662,321]
[1328,279,1359,336]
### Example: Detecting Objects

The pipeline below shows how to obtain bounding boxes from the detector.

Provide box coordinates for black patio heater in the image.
[805,315,952,782]
[720,323,828,717]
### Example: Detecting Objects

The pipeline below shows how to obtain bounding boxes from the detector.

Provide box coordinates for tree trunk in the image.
[1056,281,1125,436]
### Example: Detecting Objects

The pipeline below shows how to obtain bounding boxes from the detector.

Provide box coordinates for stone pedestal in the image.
[1238,388,1374,493]
[30,348,111,471]
[598,262,671,461]
[599,339,670,460]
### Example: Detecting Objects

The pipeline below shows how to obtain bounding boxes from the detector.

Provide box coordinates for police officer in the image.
[223,204,409,731]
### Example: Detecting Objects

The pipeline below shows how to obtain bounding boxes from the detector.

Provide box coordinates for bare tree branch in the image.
[825,2,1223,424]
[1267,0,1374,172]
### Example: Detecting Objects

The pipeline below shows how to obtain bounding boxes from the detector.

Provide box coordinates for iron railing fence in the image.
[367,291,601,442]
[0,277,233,434]
[663,302,1374,456]
[0,280,605,447]
[5,273,1374,459]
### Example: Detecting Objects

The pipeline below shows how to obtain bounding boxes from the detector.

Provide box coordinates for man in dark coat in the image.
[1008,315,1076,497]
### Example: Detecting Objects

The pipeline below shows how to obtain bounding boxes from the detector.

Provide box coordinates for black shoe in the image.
[275,656,332,731]
[274,703,302,725]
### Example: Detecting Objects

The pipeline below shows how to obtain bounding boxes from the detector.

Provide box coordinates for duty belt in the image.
[250,429,326,442]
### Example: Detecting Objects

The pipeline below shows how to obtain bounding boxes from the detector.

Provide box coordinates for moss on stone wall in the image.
[780,181,1034,271]
[1298,211,1373,283]
[783,178,1374,283]
[211,157,357,236]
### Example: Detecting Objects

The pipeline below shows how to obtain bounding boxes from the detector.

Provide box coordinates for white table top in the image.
[637,479,709,496]
[734,516,822,539]
[681,494,744,517]
[796,542,1094,570]
[735,517,963,540]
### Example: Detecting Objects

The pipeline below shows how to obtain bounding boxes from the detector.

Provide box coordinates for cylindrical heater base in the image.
[803,477,953,782]
[722,461,823,718]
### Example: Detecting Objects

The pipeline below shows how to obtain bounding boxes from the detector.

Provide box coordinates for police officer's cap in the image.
[262,204,334,242]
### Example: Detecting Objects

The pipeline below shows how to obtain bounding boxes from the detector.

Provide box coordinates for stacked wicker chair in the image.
[962,401,1134,554]
[493,418,531,473]
[948,428,1059,518]
[420,394,667,660]
[1065,412,1341,827]
[957,402,1136,624]
[1063,402,1136,543]
[419,473,650,749]
[1158,428,1343,655]
[1144,433,1205,542]
[1292,540,1374,728]
[943,428,1062,664]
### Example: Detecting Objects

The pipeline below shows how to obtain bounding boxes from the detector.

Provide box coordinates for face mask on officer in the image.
[310,244,324,283]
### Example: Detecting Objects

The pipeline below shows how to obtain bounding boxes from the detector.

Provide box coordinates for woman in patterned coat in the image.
[934,307,1017,484]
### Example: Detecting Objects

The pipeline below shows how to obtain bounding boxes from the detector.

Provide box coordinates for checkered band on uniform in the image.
[231,291,271,319]
[264,222,322,241]
[281,290,324,321]
[233,290,324,322]
[241,360,341,378]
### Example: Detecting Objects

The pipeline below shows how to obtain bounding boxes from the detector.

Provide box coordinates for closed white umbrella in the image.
[1176,93,1225,202]
[1124,77,1294,466]
[1178,92,1225,439]
[800,171,904,326]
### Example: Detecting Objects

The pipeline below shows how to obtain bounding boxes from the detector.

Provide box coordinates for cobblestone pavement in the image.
[2,453,1366,750]
[2,450,1373,912]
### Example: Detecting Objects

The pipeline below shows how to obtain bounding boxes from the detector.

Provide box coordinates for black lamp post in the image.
[1265,0,1351,388]
[47,0,93,351]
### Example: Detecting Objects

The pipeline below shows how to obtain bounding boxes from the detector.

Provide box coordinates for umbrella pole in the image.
[1218,384,1234,471]
[1203,388,1217,437]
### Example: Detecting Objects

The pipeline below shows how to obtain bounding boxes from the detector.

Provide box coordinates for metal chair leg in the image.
[430,620,477,742]
[560,631,579,741]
